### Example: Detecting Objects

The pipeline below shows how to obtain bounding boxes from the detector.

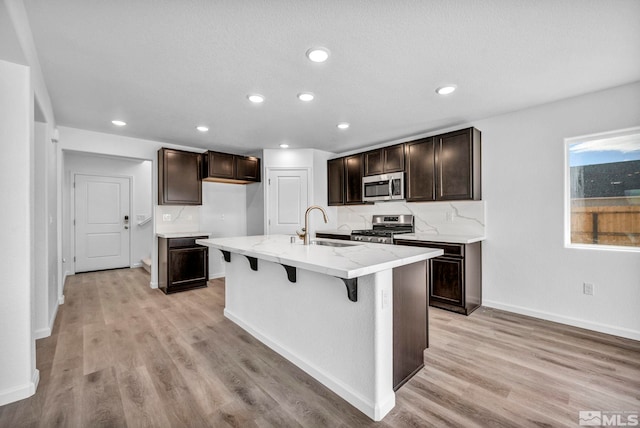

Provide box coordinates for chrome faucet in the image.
[296,205,329,245]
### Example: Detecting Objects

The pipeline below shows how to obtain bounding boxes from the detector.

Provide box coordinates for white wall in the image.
[202,182,247,278]
[62,152,153,274]
[473,82,640,339]
[34,121,50,338]
[1,0,59,405]
[0,59,38,405]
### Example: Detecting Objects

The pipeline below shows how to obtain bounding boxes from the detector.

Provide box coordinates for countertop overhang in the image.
[196,234,443,279]
[157,232,212,238]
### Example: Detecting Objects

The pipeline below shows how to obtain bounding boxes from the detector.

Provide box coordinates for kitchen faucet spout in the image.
[296,205,329,245]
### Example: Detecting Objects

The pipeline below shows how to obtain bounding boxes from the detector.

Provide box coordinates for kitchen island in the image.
[196,234,443,421]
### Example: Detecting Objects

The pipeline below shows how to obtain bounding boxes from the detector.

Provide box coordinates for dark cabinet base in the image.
[429,299,479,315]
[159,236,209,294]
[395,239,482,316]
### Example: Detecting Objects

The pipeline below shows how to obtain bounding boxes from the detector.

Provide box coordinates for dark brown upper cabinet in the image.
[405,138,436,202]
[202,151,261,184]
[436,128,481,200]
[364,143,405,176]
[158,148,202,205]
[344,153,365,204]
[327,154,369,206]
[406,127,481,202]
[327,157,345,206]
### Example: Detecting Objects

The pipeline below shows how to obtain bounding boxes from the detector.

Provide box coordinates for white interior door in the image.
[267,169,309,235]
[75,174,130,272]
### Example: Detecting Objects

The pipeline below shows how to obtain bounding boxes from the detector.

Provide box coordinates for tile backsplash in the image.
[336,200,485,236]
[155,205,201,234]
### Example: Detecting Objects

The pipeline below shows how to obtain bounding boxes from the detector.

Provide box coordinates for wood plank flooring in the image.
[1,267,638,427]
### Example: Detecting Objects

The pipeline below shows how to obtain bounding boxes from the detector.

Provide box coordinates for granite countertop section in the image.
[196,235,442,279]
[395,233,485,244]
[315,229,352,237]
[157,232,213,238]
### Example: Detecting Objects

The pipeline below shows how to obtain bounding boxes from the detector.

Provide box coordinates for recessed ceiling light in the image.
[337,122,350,130]
[111,120,126,126]
[306,47,330,63]
[247,94,265,103]
[298,92,314,102]
[196,126,209,132]
[279,143,289,149]
[436,85,457,95]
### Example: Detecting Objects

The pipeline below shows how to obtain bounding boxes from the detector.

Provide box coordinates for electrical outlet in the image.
[445,211,455,222]
[162,214,172,221]
[583,282,594,296]
[136,214,145,221]
[381,289,390,309]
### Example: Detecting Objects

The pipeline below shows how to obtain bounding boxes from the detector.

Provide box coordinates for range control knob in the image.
[377,237,386,243]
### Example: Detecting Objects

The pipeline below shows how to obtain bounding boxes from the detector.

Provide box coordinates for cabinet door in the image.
[168,246,208,291]
[236,156,261,182]
[344,154,364,204]
[430,256,463,306]
[208,151,235,179]
[158,148,202,205]
[405,138,435,202]
[327,158,345,206]
[383,144,405,173]
[364,150,383,176]
[436,128,473,200]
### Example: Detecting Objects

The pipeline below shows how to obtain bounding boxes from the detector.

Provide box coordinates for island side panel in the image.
[223,256,395,421]
[392,261,428,390]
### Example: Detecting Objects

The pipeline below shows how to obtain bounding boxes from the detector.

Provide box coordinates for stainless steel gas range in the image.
[350,214,414,244]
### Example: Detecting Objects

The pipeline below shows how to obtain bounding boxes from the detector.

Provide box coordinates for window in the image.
[566,127,640,251]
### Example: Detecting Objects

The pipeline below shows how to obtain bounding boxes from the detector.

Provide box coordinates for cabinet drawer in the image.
[394,239,464,257]
[168,236,208,248]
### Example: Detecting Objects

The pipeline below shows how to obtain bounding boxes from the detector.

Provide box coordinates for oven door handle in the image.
[390,179,395,197]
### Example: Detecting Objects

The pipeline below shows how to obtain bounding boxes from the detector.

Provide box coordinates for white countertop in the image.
[196,234,443,279]
[157,232,212,238]
[394,233,485,244]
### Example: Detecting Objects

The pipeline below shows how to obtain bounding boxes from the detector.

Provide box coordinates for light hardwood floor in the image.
[1,268,638,427]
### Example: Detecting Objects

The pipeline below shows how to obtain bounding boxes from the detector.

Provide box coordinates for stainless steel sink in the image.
[309,240,360,248]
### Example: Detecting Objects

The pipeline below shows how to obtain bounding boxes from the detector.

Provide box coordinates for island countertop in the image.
[196,234,443,279]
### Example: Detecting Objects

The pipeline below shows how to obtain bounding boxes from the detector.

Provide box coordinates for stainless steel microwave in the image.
[362,172,405,202]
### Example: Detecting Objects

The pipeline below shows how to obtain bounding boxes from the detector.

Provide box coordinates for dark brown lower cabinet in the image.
[395,239,482,315]
[392,261,428,390]
[159,236,209,294]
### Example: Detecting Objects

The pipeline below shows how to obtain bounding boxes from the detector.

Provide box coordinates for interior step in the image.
[141,257,152,274]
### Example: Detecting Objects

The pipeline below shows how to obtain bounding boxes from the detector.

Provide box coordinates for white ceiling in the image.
[23,0,640,154]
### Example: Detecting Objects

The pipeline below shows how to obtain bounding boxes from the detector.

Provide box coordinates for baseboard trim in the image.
[482,300,640,341]
[149,281,158,289]
[131,262,142,268]
[34,327,51,340]
[209,272,225,280]
[58,295,65,305]
[0,369,39,407]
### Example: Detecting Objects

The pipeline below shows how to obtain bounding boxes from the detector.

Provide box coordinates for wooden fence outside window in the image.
[571,197,640,247]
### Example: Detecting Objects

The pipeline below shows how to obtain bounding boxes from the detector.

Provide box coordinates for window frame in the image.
[564,126,640,253]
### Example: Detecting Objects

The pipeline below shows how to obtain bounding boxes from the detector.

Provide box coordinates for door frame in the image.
[264,167,312,235]
[71,172,134,274]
